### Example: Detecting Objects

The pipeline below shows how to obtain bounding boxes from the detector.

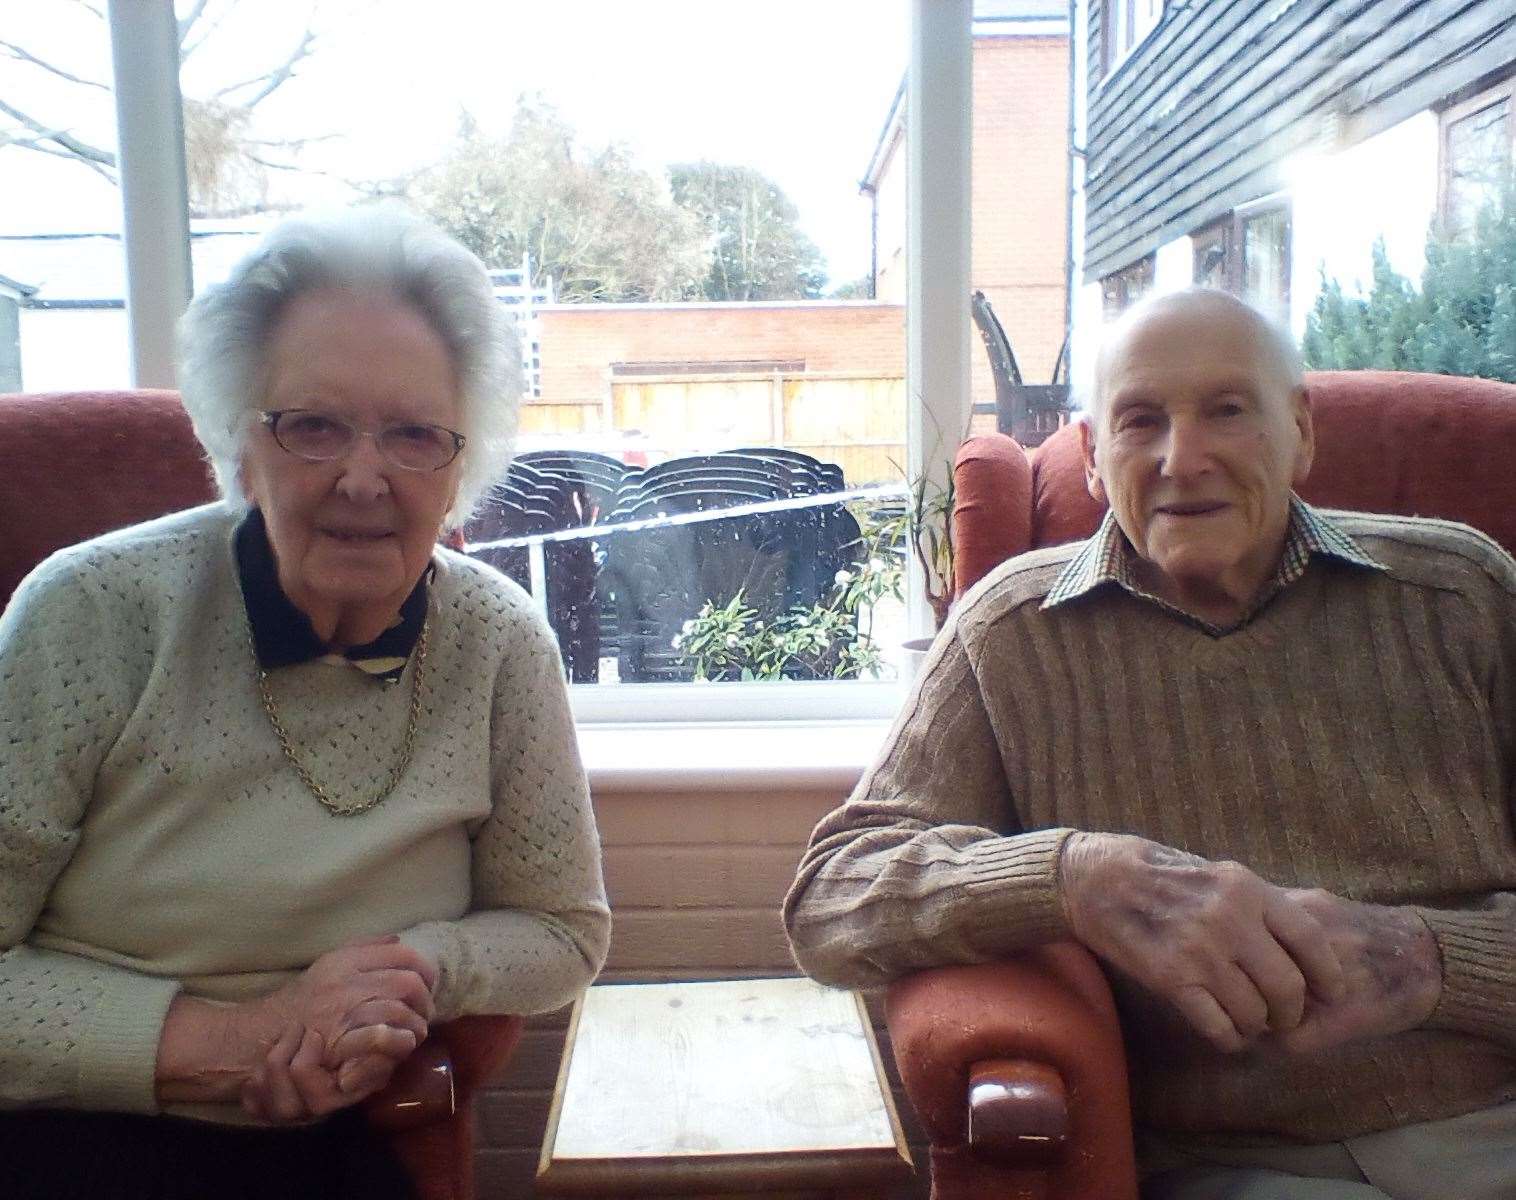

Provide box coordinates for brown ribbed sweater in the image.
[785,511,1516,1143]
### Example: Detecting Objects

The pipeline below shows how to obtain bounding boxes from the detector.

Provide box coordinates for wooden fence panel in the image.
[520,374,907,485]
[612,378,774,450]
[519,403,601,436]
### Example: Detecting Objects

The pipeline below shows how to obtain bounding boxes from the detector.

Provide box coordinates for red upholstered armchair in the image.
[885,370,1516,1200]
[0,390,525,1200]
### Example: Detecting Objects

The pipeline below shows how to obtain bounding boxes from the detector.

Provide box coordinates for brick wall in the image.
[472,784,930,1198]
[971,36,1071,389]
[536,302,906,408]
[872,34,1071,399]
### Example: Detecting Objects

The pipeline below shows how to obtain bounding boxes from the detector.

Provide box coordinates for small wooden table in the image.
[536,977,914,1198]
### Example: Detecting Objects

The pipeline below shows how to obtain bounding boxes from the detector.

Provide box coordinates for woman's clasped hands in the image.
[238,935,438,1123]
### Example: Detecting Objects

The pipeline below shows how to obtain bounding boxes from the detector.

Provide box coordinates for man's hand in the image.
[1060,832,1346,1052]
[1269,890,1442,1056]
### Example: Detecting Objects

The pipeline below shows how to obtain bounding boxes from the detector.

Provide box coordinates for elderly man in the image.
[784,288,1516,1199]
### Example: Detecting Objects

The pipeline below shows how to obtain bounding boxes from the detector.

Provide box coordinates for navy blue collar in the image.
[233,508,428,684]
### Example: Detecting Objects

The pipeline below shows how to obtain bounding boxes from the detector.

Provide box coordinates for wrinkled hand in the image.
[1268,889,1442,1056]
[237,934,438,1123]
[1060,832,1346,1052]
[240,1022,420,1123]
[253,934,436,1054]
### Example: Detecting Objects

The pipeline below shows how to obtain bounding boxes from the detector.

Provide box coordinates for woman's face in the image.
[240,287,464,642]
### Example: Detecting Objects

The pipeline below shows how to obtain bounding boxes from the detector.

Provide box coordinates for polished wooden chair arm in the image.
[378,1015,527,1200]
[884,944,1137,1200]
[364,1038,457,1133]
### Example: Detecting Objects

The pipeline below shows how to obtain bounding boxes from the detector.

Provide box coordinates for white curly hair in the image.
[177,204,520,526]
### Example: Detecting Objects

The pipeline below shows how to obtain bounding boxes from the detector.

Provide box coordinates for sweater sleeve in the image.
[0,555,181,1114]
[1415,537,1516,1052]
[783,618,1075,989]
[400,604,609,1019]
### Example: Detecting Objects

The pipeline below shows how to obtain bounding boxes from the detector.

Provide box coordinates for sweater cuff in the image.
[79,972,181,1114]
[960,827,1076,951]
[399,922,463,1020]
[1415,906,1516,1045]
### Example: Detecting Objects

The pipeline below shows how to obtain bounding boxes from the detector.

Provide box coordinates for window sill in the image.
[579,718,892,795]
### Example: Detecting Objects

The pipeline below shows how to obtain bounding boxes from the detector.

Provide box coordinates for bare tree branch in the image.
[177,0,215,49]
[214,25,317,108]
[242,132,340,150]
[0,97,116,166]
[179,0,238,62]
[66,0,106,20]
[0,39,110,90]
[0,132,116,181]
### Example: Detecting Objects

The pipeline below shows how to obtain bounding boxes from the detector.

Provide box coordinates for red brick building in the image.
[865,3,1071,399]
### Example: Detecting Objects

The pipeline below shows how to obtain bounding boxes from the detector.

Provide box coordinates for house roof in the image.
[0,219,270,307]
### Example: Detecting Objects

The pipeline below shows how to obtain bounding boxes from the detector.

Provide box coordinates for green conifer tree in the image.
[1302,187,1516,383]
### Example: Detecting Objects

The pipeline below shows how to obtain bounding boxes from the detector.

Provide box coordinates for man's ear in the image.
[1290,385,1316,488]
[1079,417,1107,504]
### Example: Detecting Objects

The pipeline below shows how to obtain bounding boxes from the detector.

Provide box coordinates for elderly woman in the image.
[0,209,610,1198]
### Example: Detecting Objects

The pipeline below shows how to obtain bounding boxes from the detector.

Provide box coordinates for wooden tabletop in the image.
[536,977,913,1194]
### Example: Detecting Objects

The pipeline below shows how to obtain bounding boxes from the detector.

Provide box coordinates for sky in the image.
[0,0,909,288]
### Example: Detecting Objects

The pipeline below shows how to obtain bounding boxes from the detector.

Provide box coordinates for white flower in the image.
[671,635,683,649]
[868,557,885,572]
[725,633,739,647]
[834,569,853,585]
[681,619,696,634]
[754,621,764,630]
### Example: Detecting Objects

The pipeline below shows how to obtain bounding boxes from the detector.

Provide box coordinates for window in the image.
[0,6,130,392]
[1240,205,1291,322]
[1441,78,1515,237]
[1191,219,1230,290]
[5,2,927,722]
[1101,255,1155,316]
[1102,0,1163,77]
[1189,201,1292,325]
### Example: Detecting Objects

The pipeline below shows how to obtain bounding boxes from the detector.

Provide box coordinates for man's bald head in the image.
[1082,288,1304,426]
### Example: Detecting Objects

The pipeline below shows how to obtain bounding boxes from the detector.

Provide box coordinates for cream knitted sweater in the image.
[786,512,1516,1143]
[0,504,609,1119]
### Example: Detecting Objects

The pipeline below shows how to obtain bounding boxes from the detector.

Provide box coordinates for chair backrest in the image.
[0,390,217,611]
[953,370,1516,596]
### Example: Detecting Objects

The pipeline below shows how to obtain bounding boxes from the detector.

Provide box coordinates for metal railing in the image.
[463,482,908,617]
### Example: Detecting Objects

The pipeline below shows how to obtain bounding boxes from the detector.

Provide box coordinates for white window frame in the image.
[1100,0,1164,87]
[110,0,974,728]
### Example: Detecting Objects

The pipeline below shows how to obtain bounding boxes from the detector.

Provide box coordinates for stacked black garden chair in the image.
[462,455,631,683]
[598,449,862,683]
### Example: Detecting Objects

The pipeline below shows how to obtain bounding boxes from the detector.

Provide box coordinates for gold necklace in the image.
[253,618,429,817]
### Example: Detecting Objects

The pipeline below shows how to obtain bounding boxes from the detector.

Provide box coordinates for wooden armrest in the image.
[363,1038,456,1133]
[966,1059,1069,1165]
[885,947,1139,1199]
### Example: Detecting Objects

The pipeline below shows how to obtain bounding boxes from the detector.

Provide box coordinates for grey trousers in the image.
[1140,1099,1516,1200]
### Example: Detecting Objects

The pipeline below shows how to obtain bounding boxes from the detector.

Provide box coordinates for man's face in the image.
[1079,294,1315,618]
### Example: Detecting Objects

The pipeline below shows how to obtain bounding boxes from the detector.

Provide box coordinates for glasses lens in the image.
[274,411,353,459]
[379,423,458,471]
